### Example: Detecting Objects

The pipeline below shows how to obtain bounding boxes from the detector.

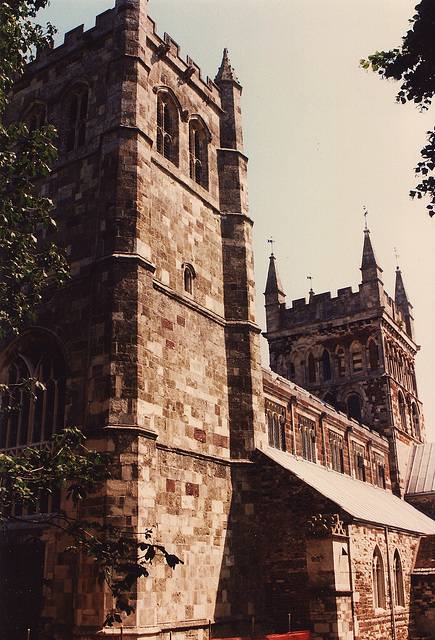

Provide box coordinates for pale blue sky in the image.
[39,0,435,436]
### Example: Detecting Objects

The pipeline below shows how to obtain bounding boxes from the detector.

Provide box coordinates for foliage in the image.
[360,0,435,215]
[0,427,183,627]
[0,0,68,338]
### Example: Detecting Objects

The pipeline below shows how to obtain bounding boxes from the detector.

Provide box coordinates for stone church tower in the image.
[1,1,266,637]
[264,227,423,496]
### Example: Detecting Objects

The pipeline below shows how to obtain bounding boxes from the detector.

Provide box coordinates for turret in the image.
[395,266,415,340]
[265,253,285,333]
[359,228,384,307]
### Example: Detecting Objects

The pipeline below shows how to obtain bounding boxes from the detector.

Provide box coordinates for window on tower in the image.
[336,347,346,378]
[157,91,179,166]
[189,118,209,189]
[307,352,316,383]
[347,394,362,423]
[398,391,407,432]
[65,84,88,153]
[368,339,379,372]
[322,349,332,380]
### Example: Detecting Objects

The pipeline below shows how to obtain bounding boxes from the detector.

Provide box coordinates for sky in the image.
[38,0,435,437]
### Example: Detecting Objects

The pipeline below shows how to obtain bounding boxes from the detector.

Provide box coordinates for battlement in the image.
[281,283,408,334]
[32,2,220,101]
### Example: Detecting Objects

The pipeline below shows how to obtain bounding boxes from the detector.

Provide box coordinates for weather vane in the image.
[363,206,368,230]
[394,246,400,269]
[307,275,314,291]
[267,237,275,256]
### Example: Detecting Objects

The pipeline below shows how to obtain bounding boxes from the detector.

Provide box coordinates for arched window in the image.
[65,84,88,152]
[368,339,379,372]
[351,343,363,374]
[322,349,332,380]
[347,394,362,423]
[411,402,421,440]
[24,102,46,131]
[372,547,386,609]
[266,400,286,450]
[157,91,179,165]
[398,391,407,432]
[0,339,66,452]
[393,550,405,607]
[336,347,346,378]
[307,352,316,383]
[182,263,195,295]
[189,119,209,189]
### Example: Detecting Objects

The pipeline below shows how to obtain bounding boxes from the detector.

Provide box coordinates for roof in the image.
[413,535,435,575]
[263,447,435,535]
[406,443,435,495]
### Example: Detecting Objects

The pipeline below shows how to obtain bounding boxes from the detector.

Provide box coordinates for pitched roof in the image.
[406,443,435,495]
[263,447,435,535]
[413,535,435,574]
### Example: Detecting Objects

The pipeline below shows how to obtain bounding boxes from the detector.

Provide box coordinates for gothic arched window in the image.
[307,352,316,383]
[393,550,405,607]
[189,118,209,189]
[157,91,179,165]
[411,402,421,440]
[347,394,362,423]
[65,84,89,152]
[24,102,46,132]
[398,391,407,432]
[0,340,66,452]
[322,349,332,380]
[373,547,386,609]
[368,339,379,372]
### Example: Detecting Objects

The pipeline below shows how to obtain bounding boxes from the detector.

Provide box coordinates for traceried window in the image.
[347,394,362,423]
[65,84,88,152]
[189,119,209,189]
[266,399,286,450]
[0,340,66,453]
[393,550,405,607]
[307,352,316,383]
[157,91,179,165]
[353,443,366,481]
[322,349,332,380]
[329,431,344,473]
[368,339,379,371]
[372,547,386,609]
[299,415,316,462]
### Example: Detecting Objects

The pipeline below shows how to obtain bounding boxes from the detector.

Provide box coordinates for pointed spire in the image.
[215,48,240,85]
[360,228,383,283]
[395,265,415,339]
[395,266,410,308]
[265,254,285,298]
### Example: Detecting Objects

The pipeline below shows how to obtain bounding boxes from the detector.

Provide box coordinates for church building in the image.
[1,2,435,640]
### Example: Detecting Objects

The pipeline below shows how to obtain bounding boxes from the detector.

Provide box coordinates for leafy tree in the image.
[0,1,182,630]
[361,0,435,215]
[0,0,68,339]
